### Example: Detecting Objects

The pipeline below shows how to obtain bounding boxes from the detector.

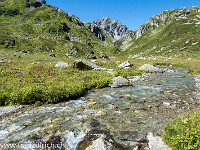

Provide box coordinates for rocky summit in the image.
[95,17,131,41]
[86,17,131,44]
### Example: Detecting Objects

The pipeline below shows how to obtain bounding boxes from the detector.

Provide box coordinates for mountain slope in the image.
[118,7,200,59]
[0,0,120,58]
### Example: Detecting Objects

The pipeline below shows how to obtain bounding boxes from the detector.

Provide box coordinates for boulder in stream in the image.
[139,64,161,73]
[109,76,131,88]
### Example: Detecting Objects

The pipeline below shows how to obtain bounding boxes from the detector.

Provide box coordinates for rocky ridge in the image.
[85,22,106,42]
[86,17,132,44]
[96,17,131,41]
[118,6,200,59]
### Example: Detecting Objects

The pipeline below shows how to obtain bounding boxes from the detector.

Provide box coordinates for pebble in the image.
[163,102,171,106]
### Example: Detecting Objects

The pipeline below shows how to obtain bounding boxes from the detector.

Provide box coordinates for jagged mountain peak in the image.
[95,17,131,41]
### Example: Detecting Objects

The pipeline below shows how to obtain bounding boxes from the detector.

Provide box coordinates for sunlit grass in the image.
[0,60,113,105]
[163,109,200,150]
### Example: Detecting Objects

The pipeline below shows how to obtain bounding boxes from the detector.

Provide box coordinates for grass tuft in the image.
[163,110,200,150]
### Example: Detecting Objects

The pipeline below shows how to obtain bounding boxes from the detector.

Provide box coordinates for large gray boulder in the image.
[147,132,172,150]
[77,129,135,150]
[73,59,101,70]
[139,64,161,73]
[118,61,133,69]
[109,76,130,88]
[55,62,71,68]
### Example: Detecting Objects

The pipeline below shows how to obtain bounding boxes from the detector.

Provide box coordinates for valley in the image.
[0,0,200,149]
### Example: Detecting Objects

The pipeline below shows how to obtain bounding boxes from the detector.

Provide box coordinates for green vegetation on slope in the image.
[120,7,200,59]
[0,0,119,58]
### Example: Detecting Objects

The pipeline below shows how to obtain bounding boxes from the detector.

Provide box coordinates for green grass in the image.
[0,50,146,106]
[0,61,113,105]
[120,7,200,60]
[163,110,200,150]
[0,0,119,58]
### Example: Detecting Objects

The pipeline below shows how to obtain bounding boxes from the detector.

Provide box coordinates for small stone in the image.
[55,62,71,68]
[93,68,106,71]
[86,54,97,59]
[163,102,171,106]
[118,61,134,69]
[95,110,106,116]
[91,60,97,63]
[65,53,72,58]
[87,102,97,106]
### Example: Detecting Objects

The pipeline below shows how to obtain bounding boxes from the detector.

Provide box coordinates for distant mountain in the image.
[96,17,131,41]
[117,7,200,59]
[86,17,131,44]
[0,0,120,58]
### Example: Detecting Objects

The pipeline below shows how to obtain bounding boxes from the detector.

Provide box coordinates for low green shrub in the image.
[163,110,200,150]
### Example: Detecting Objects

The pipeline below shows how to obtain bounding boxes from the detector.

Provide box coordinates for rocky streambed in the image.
[0,66,200,150]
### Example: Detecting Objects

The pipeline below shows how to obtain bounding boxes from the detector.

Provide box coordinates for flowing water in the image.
[0,66,200,149]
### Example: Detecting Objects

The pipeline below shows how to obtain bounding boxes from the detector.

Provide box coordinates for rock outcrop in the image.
[96,17,131,40]
[86,22,106,41]
[95,17,131,41]
[147,132,172,150]
[86,17,131,43]
[73,59,101,70]
[118,61,134,69]
[136,25,149,39]
[86,54,97,59]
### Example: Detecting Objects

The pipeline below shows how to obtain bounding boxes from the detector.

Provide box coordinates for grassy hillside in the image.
[119,7,200,59]
[0,0,120,58]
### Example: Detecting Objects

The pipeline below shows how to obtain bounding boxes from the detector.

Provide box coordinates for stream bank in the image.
[0,66,200,149]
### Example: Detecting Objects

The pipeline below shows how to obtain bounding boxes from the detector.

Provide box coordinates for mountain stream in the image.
[0,66,200,149]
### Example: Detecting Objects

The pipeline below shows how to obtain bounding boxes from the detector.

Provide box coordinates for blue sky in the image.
[46,0,199,31]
